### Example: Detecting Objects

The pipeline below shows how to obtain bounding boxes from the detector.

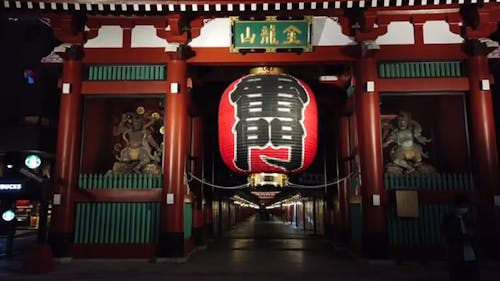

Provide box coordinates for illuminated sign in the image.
[2,210,15,222]
[0,183,23,190]
[251,191,280,200]
[231,16,312,53]
[25,154,42,169]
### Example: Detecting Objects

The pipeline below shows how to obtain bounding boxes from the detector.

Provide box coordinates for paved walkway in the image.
[1,216,499,281]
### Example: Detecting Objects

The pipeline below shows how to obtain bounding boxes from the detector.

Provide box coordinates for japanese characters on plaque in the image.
[230,16,312,53]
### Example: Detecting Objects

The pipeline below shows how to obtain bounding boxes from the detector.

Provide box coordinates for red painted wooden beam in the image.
[83,44,467,65]
[377,78,470,92]
[81,81,168,95]
[188,46,358,65]
[83,48,170,64]
[73,189,162,202]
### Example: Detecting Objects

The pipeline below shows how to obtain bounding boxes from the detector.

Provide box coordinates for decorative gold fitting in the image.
[249,66,284,75]
[248,173,289,188]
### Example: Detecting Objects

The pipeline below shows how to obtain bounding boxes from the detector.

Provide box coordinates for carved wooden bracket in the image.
[354,12,388,42]
[155,14,188,44]
[461,5,498,40]
[49,13,88,45]
[340,9,388,42]
[156,14,207,45]
[189,17,206,40]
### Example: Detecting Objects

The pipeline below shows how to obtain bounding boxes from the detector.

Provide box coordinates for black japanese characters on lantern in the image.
[219,71,317,175]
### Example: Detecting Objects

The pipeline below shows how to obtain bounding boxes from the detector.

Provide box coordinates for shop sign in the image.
[0,182,23,192]
[231,16,312,53]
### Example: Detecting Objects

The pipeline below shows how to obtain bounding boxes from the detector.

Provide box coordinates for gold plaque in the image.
[395,190,419,218]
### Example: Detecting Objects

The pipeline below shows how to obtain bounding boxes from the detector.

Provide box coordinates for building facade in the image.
[1,0,499,260]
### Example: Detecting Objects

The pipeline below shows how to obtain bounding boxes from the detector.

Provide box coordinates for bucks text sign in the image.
[231,16,312,53]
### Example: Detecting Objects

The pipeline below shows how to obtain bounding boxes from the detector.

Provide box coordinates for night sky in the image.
[0,18,59,125]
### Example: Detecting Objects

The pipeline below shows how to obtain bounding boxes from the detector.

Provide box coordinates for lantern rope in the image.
[288,173,359,189]
[187,171,249,189]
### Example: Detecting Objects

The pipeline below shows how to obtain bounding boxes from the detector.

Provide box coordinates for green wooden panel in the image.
[430,62,437,77]
[89,66,95,80]
[120,203,127,243]
[349,203,362,241]
[74,204,82,243]
[117,203,124,243]
[87,65,166,81]
[378,61,465,78]
[75,202,160,244]
[159,66,165,80]
[422,63,428,77]
[184,203,193,239]
[378,64,385,78]
[110,66,116,80]
[94,66,100,81]
[386,203,461,247]
[106,66,112,80]
[393,64,400,77]
[435,62,443,77]
[78,173,163,189]
[144,66,150,81]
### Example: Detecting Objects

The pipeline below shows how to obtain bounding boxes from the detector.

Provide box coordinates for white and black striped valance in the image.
[2,0,498,14]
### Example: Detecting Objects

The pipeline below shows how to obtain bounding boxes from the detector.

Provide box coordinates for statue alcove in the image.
[80,96,164,175]
[380,94,470,174]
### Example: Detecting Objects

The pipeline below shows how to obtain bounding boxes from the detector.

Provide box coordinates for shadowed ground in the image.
[1,216,499,281]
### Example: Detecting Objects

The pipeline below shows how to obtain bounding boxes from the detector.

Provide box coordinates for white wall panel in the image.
[84,26,123,48]
[376,21,414,45]
[423,21,463,44]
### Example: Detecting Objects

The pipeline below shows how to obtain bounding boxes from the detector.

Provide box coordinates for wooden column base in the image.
[22,244,54,274]
[49,232,72,258]
[158,232,184,258]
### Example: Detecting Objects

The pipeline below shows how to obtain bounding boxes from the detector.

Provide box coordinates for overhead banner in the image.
[230,16,312,53]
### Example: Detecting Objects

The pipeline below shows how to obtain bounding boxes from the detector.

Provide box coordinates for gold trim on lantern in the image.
[249,66,284,75]
[248,173,288,188]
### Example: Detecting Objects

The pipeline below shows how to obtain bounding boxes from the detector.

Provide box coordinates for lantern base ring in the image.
[248,173,288,188]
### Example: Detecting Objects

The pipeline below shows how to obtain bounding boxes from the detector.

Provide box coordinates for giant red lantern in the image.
[219,67,318,178]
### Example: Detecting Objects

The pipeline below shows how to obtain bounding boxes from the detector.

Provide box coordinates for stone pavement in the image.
[1,216,499,281]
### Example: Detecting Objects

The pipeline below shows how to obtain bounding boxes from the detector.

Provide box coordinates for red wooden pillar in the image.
[190,116,206,247]
[159,59,189,257]
[49,45,84,258]
[354,53,387,258]
[467,51,500,257]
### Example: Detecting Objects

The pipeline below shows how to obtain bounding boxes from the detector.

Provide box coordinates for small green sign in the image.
[231,16,312,53]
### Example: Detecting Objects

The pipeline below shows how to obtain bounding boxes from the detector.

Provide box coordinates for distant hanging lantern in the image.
[219,67,318,187]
